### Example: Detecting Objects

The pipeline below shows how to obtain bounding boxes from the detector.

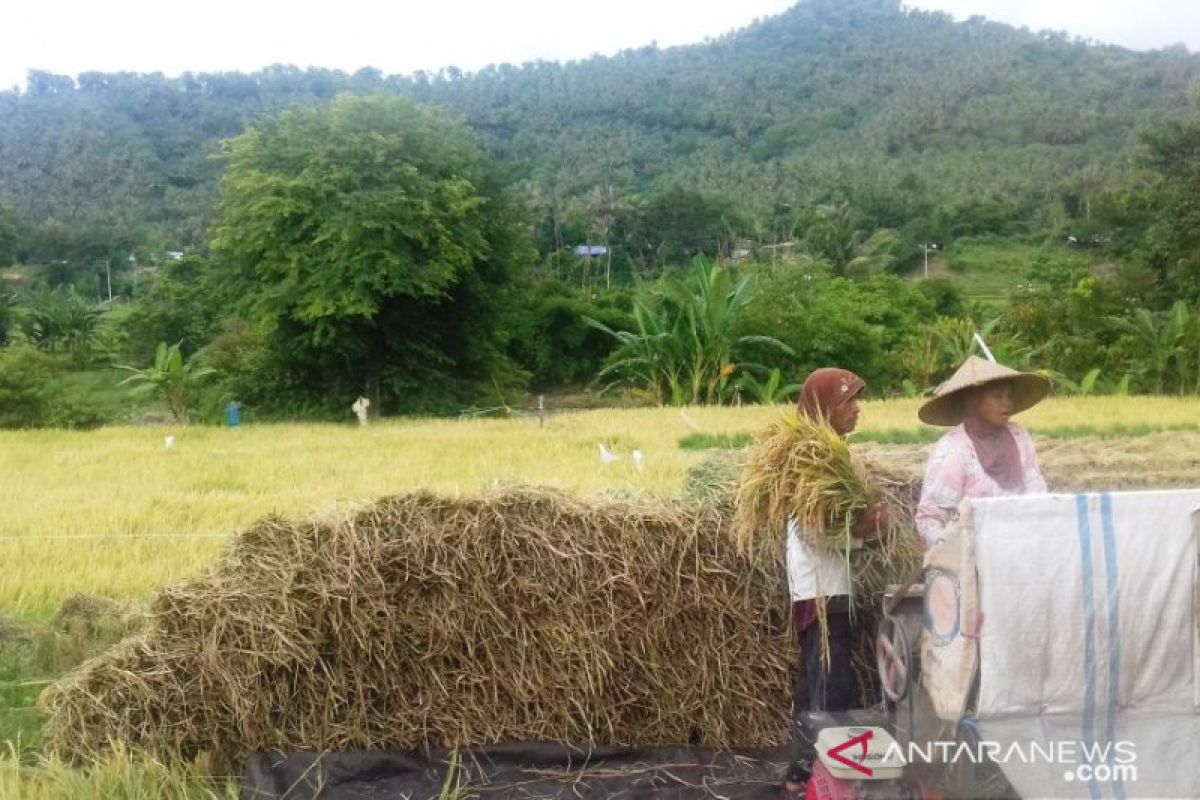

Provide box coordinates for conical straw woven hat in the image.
[918,356,1051,426]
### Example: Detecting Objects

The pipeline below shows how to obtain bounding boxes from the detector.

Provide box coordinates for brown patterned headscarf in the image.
[797,368,866,422]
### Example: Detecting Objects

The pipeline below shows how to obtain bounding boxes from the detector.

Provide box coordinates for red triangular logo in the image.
[827,730,874,777]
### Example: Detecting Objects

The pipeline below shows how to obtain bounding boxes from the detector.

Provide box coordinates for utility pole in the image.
[922,243,938,279]
[104,257,112,302]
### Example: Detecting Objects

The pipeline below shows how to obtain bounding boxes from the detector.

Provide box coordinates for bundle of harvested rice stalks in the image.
[40,487,795,770]
[851,463,923,600]
[733,412,922,598]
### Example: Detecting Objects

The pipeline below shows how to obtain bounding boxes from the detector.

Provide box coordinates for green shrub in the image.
[0,349,128,429]
[737,268,936,393]
[44,393,109,430]
[0,347,57,428]
[505,280,632,389]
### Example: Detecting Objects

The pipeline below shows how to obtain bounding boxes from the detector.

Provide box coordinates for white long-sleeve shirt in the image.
[785,518,854,601]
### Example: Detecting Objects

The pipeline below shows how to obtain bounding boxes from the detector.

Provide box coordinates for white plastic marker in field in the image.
[598,443,619,464]
[631,449,645,473]
[164,435,175,451]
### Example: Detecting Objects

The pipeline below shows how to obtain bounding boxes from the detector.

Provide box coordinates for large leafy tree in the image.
[210,95,533,414]
[119,255,220,365]
[1138,113,1200,304]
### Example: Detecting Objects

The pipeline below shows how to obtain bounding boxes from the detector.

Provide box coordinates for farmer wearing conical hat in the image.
[916,356,1051,549]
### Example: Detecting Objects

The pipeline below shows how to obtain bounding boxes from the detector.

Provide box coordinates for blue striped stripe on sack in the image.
[1100,493,1126,800]
[1075,493,1101,800]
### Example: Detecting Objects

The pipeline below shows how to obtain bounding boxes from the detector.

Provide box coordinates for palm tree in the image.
[0,291,14,347]
[806,202,861,275]
[21,285,105,360]
[60,287,106,363]
[805,203,900,277]
[22,285,68,349]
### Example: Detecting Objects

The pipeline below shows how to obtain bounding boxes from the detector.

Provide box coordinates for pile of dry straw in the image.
[41,489,796,767]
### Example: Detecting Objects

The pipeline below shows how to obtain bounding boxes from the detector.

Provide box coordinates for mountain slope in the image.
[0,0,1196,261]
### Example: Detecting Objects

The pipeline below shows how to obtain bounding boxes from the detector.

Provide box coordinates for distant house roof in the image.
[573,245,608,257]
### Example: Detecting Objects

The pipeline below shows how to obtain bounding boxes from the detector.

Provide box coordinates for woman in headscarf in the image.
[916,356,1051,549]
[787,368,886,714]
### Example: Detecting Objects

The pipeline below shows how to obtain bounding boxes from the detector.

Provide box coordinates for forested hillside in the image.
[1,0,1197,276]
[1,0,1199,423]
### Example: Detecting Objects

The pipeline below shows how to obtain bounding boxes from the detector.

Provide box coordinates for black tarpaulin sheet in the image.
[241,743,796,799]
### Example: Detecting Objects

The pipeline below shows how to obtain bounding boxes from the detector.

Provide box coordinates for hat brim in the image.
[918,373,1051,426]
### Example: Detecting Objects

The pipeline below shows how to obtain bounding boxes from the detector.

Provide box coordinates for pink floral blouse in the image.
[916,423,1047,549]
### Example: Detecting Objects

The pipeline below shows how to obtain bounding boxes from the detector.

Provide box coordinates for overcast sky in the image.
[2,0,1197,92]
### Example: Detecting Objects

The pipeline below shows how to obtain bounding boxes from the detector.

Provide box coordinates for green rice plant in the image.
[0,742,237,799]
[678,432,756,450]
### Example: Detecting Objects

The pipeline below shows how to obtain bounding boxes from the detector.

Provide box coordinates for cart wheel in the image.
[876,613,912,704]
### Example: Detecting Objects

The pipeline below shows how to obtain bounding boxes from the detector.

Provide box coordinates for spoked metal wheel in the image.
[876,613,913,704]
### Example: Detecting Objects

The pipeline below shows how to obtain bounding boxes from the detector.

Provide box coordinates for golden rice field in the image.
[2,396,1200,618]
[2,395,1200,798]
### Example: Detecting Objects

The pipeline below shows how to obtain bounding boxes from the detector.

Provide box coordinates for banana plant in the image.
[585,258,793,405]
[117,341,216,423]
[1048,367,1102,396]
[736,367,802,405]
[1108,301,1195,394]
